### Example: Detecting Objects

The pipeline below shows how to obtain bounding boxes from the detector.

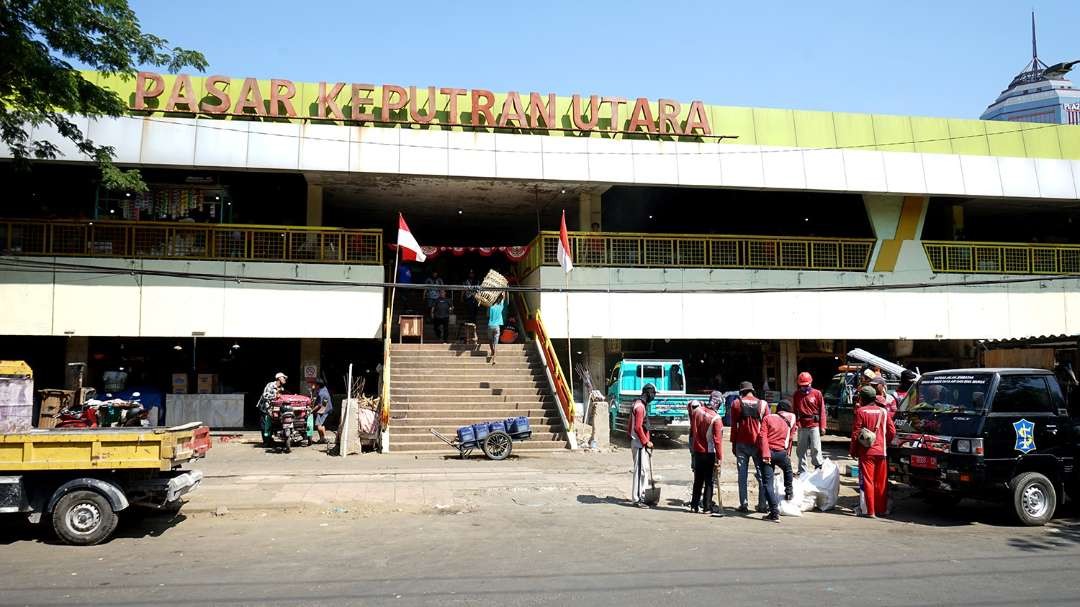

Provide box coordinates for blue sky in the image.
[127,0,1080,120]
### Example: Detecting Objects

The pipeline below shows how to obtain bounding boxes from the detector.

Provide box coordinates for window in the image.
[991,375,1054,414]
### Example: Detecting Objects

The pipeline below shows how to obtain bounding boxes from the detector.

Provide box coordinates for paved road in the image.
[2,493,1079,606]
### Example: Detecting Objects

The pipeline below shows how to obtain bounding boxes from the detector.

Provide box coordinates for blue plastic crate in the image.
[472,423,490,441]
[506,416,530,434]
[457,425,475,445]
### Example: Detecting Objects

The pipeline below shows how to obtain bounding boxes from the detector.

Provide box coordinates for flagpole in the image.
[565,270,574,414]
[389,217,402,336]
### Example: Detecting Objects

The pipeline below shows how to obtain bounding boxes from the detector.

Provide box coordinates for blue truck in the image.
[608,359,713,440]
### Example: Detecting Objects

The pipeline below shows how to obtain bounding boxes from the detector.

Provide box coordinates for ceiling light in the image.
[231,343,240,350]
[648,215,654,220]
[560,189,566,194]
[457,209,463,215]
[804,217,809,222]
[173,344,183,351]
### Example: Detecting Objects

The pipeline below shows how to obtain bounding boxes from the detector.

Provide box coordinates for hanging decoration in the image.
[387,244,531,262]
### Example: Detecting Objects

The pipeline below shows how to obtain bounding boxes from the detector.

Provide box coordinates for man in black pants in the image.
[688,400,721,513]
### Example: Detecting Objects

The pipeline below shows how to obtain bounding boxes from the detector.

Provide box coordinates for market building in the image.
[2,70,1079,449]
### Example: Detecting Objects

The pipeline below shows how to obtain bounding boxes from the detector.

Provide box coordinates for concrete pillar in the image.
[306,184,323,227]
[863,194,929,273]
[64,336,89,390]
[578,192,591,231]
[299,338,321,394]
[778,340,799,401]
[578,191,604,231]
[585,339,606,399]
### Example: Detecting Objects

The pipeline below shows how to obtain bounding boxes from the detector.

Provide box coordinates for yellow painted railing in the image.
[0,218,382,265]
[513,288,574,431]
[518,231,874,277]
[923,241,1080,275]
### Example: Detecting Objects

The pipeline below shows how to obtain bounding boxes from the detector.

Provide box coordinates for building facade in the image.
[2,70,1080,442]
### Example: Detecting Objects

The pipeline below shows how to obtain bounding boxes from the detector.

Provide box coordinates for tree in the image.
[0,0,206,191]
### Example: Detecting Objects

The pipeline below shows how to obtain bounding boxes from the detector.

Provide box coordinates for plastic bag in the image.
[773,473,804,516]
[801,458,841,511]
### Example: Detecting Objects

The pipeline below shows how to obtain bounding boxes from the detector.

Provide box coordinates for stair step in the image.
[394,417,561,427]
[390,440,568,452]
[393,426,564,437]
[391,344,529,352]
[391,408,558,418]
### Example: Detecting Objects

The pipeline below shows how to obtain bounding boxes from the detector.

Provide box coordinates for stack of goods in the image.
[473,269,509,307]
[455,416,531,446]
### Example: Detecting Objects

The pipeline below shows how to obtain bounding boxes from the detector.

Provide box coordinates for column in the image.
[306,183,324,227]
[64,336,89,390]
[578,191,591,231]
[778,340,798,401]
[299,338,321,394]
[863,194,929,273]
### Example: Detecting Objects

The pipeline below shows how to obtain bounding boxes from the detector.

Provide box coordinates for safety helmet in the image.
[797,371,813,386]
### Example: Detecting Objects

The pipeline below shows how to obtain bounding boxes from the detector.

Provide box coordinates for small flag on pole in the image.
[397,213,426,262]
[557,210,573,274]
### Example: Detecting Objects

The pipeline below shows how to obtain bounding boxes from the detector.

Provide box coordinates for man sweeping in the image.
[630,383,656,508]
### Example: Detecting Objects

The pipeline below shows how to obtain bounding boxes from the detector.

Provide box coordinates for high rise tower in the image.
[981,12,1080,124]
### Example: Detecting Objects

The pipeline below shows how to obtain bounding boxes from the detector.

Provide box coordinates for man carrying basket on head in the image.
[487,293,505,365]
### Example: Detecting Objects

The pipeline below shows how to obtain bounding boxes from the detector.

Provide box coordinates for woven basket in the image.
[474,269,509,307]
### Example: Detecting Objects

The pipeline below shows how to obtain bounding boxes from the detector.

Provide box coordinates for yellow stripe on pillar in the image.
[872,196,926,272]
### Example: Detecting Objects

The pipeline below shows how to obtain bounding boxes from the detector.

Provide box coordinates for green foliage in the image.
[0,0,206,190]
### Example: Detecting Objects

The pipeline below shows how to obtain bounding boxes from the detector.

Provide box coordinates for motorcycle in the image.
[261,394,314,452]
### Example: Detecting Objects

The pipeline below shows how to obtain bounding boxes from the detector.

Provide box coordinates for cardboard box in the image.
[197,373,218,394]
[38,389,75,416]
[172,373,189,394]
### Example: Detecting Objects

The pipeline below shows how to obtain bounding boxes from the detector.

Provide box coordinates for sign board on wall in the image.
[120,71,720,138]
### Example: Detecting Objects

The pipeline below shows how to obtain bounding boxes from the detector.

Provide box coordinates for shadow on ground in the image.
[0,511,188,546]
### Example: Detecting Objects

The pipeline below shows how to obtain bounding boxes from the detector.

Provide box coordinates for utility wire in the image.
[1,256,1075,295]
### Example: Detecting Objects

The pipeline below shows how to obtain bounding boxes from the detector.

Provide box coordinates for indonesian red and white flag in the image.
[397,213,426,262]
[557,210,573,273]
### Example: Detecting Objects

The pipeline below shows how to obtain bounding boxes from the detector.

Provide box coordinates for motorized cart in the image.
[430,417,532,460]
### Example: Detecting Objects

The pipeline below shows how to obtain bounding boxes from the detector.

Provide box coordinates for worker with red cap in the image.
[793,371,826,476]
[850,385,896,518]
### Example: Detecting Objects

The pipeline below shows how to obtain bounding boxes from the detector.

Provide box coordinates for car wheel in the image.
[1011,471,1056,526]
[51,490,119,546]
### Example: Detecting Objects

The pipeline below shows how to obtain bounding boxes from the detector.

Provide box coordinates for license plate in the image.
[910,455,937,469]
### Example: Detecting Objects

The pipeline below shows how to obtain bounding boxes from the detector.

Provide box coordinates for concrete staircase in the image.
[388,343,568,452]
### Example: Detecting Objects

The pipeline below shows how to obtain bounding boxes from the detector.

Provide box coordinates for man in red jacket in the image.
[849,385,896,518]
[759,404,796,522]
[793,371,826,476]
[689,399,724,514]
[629,383,656,508]
[730,381,769,514]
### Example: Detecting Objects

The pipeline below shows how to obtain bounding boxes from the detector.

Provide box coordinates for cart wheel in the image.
[483,431,513,461]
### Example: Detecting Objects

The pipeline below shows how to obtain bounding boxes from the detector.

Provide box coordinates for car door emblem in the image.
[1013,419,1036,454]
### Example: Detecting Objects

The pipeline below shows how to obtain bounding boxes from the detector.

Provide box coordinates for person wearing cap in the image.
[758,400,797,522]
[258,372,288,413]
[850,385,896,518]
[689,399,724,514]
[871,375,897,419]
[312,378,334,445]
[730,381,769,514]
[629,383,656,508]
[793,371,827,476]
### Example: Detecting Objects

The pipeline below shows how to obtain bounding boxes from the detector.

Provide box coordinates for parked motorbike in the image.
[261,394,314,452]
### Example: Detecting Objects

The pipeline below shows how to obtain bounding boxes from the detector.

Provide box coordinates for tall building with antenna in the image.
[981,12,1080,124]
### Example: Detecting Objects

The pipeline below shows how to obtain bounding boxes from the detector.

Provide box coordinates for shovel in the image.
[642,448,661,506]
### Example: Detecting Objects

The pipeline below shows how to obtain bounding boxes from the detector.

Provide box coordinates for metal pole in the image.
[565,271,574,416]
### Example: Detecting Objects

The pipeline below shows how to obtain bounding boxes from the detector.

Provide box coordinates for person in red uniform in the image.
[758,403,797,522]
[792,371,826,476]
[871,376,897,419]
[730,381,769,513]
[850,385,896,518]
[629,383,656,508]
[689,400,724,514]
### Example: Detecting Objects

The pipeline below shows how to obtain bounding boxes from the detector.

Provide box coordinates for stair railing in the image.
[512,290,576,445]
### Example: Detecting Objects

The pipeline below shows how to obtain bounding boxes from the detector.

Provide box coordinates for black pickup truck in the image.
[889,368,1077,526]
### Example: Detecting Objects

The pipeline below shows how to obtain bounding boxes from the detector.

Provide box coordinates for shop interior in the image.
[923,196,1080,243]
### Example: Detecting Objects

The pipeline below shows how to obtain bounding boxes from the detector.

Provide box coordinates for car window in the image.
[824,379,842,401]
[904,373,993,415]
[991,375,1053,414]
